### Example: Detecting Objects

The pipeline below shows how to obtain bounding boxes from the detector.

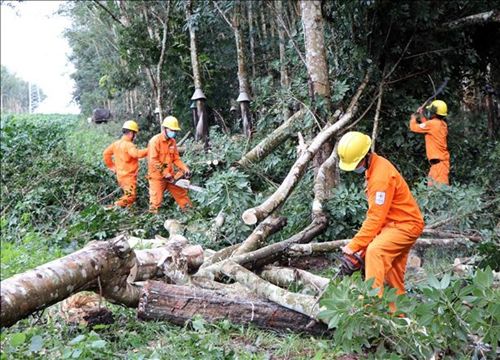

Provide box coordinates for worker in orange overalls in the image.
[147,116,192,213]
[409,100,450,186]
[337,132,424,306]
[103,120,148,208]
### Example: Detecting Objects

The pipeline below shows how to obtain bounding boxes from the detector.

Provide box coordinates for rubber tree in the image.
[186,0,209,146]
[214,0,253,138]
[300,0,337,192]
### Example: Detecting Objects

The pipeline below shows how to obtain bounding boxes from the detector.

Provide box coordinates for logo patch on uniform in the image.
[375,192,385,205]
[419,123,426,129]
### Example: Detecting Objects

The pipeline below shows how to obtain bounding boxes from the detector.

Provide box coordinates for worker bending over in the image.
[103,120,148,208]
[147,116,192,213]
[409,100,450,186]
[337,132,424,306]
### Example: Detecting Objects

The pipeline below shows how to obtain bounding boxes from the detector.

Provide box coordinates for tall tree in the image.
[186,0,208,145]
[215,0,253,138]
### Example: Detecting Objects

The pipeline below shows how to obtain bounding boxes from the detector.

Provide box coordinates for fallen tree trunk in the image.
[129,243,204,283]
[221,261,321,319]
[1,236,139,328]
[242,70,371,225]
[287,237,472,257]
[231,215,287,256]
[259,266,329,295]
[196,214,328,279]
[237,108,307,168]
[137,280,327,335]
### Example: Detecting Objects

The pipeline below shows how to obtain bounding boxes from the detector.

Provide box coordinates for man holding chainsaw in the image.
[147,116,192,213]
[103,120,148,208]
[410,100,450,186]
[337,132,424,303]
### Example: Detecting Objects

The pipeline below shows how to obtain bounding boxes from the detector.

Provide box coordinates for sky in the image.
[1,1,80,114]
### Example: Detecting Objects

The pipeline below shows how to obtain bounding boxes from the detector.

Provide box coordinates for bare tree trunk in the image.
[215,1,253,137]
[137,281,327,334]
[221,261,321,319]
[187,0,208,145]
[443,10,500,30]
[241,71,371,225]
[371,81,385,152]
[232,215,287,256]
[238,108,306,167]
[312,140,340,217]
[300,0,330,100]
[197,214,328,279]
[259,265,329,294]
[300,0,336,191]
[0,236,140,328]
[276,0,290,121]
[248,1,256,78]
[233,4,253,137]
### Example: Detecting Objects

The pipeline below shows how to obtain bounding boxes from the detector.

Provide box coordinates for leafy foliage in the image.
[319,268,500,358]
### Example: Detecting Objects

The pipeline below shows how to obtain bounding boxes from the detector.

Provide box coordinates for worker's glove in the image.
[341,245,354,255]
[164,173,174,182]
[184,169,192,179]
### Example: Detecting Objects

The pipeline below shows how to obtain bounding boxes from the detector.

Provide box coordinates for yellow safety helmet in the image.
[122,120,139,132]
[426,100,448,117]
[337,131,372,171]
[162,116,181,131]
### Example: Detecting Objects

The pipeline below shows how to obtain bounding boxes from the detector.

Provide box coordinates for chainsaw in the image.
[171,172,205,193]
[333,251,365,278]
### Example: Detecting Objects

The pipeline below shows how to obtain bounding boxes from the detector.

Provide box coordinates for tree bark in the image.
[237,108,306,168]
[1,236,140,328]
[300,0,330,99]
[443,10,500,30]
[287,237,473,257]
[186,0,208,144]
[137,281,327,334]
[371,81,385,152]
[276,0,290,121]
[259,266,329,295]
[233,2,253,137]
[197,214,328,279]
[221,261,321,319]
[247,1,256,78]
[232,215,288,256]
[241,71,371,225]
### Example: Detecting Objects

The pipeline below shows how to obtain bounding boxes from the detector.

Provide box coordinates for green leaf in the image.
[69,334,85,345]
[90,340,106,349]
[71,348,82,359]
[10,332,26,347]
[440,273,451,289]
[428,274,441,289]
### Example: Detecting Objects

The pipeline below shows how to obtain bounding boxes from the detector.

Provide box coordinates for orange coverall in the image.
[103,136,148,207]
[347,153,424,297]
[147,133,191,212]
[410,115,450,185]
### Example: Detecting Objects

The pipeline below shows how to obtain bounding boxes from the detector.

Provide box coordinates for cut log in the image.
[241,71,371,225]
[0,236,139,328]
[129,242,204,283]
[259,266,329,295]
[231,215,287,256]
[137,280,327,334]
[221,261,321,319]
